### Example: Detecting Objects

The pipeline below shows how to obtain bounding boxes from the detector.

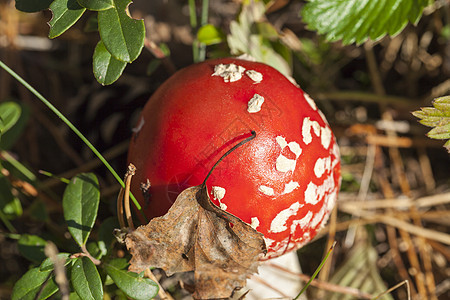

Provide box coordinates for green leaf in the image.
[93,40,127,85]
[0,102,30,150]
[17,234,47,263]
[301,0,430,45]
[12,267,58,300]
[197,24,225,46]
[72,257,103,300]
[98,0,145,62]
[0,101,21,136]
[104,262,158,300]
[15,0,53,12]
[40,253,72,272]
[76,0,113,11]
[48,0,86,39]
[63,173,100,247]
[413,96,450,152]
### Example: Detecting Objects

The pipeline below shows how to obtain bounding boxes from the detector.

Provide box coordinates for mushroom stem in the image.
[202,130,256,186]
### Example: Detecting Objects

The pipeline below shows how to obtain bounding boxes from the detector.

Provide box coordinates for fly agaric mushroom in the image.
[128,58,341,259]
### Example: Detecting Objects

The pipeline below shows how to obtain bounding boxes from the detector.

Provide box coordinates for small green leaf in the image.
[49,0,86,39]
[301,0,430,45]
[17,234,47,263]
[12,267,58,300]
[76,0,113,10]
[72,257,103,300]
[0,102,30,150]
[98,0,145,62]
[197,24,225,46]
[104,262,158,300]
[93,40,127,85]
[15,0,53,12]
[413,96,450,152]
[63,173,100,247]
[0,102,21,137]
[13,267,56,299]
[40,253,72,271]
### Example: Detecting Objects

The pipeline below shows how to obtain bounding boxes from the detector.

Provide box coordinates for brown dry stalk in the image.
[144,269,175,300]
[266,263,373,299]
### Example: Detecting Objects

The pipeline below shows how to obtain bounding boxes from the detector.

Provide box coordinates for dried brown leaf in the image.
[125,185,267,299]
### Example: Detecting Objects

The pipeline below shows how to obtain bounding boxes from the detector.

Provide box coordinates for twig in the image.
[144,269,175,300]
[44,242,69,300]
[372,280,411,300]
[267,263,372,299]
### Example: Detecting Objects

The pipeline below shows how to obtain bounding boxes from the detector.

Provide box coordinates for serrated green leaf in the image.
[40,253,72,272]
[17,234,47,263]
[63,173,100,247]
[76,0,113,11]
[93,40,127,85]
[104,262,158,300]
[15,0,53,12]
[12,267,58,300]
[301,0,430,45]
[413,95,450,152]
[197,24,225,46]
[98,0,145,62]
[428,123,450,139]
[72,257,103,300]
[0,102,21,136]
[48,0,86,39]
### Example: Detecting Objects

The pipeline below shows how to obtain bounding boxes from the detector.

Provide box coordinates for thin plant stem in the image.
[0,60,143,211]
[188,0,197,28]
[293,241,337,300]
[198,0,209,61]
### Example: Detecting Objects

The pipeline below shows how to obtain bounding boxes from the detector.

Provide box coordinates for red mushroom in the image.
[128,58,341,259]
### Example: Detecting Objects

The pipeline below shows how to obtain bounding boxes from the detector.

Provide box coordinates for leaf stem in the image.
[202,130,256,186]
[0,60,142,211]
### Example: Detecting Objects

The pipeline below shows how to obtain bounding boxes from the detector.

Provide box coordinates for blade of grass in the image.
[293,241,337,300]
[0,60,143,213]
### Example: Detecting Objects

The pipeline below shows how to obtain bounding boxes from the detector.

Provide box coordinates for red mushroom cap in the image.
[128,58,341,259]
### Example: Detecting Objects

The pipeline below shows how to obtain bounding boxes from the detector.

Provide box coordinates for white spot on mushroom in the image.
[283,181,299,194]
[302,117,321,145]
[263,237,276,248]
[212,186,226,201]
[304,93,317,110]
[275,136,302,173]
[327,188,338,212]
[288,141,302,157]
[321,126,332,149]
[276,136,287,148]
[305,174,336,205]
[276,155,297,173]
[270,202,302,233]
[310,204,327,228]
[304,182,319,205]
[250,217,260,230]
[132,117,145,133]
[245,70,263,83]
[258,185,274,196]
[290,211,313,234]
[314,157,331,178]
[212,63,246,82]
[247,94,265,113]
[219,203,228,210]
